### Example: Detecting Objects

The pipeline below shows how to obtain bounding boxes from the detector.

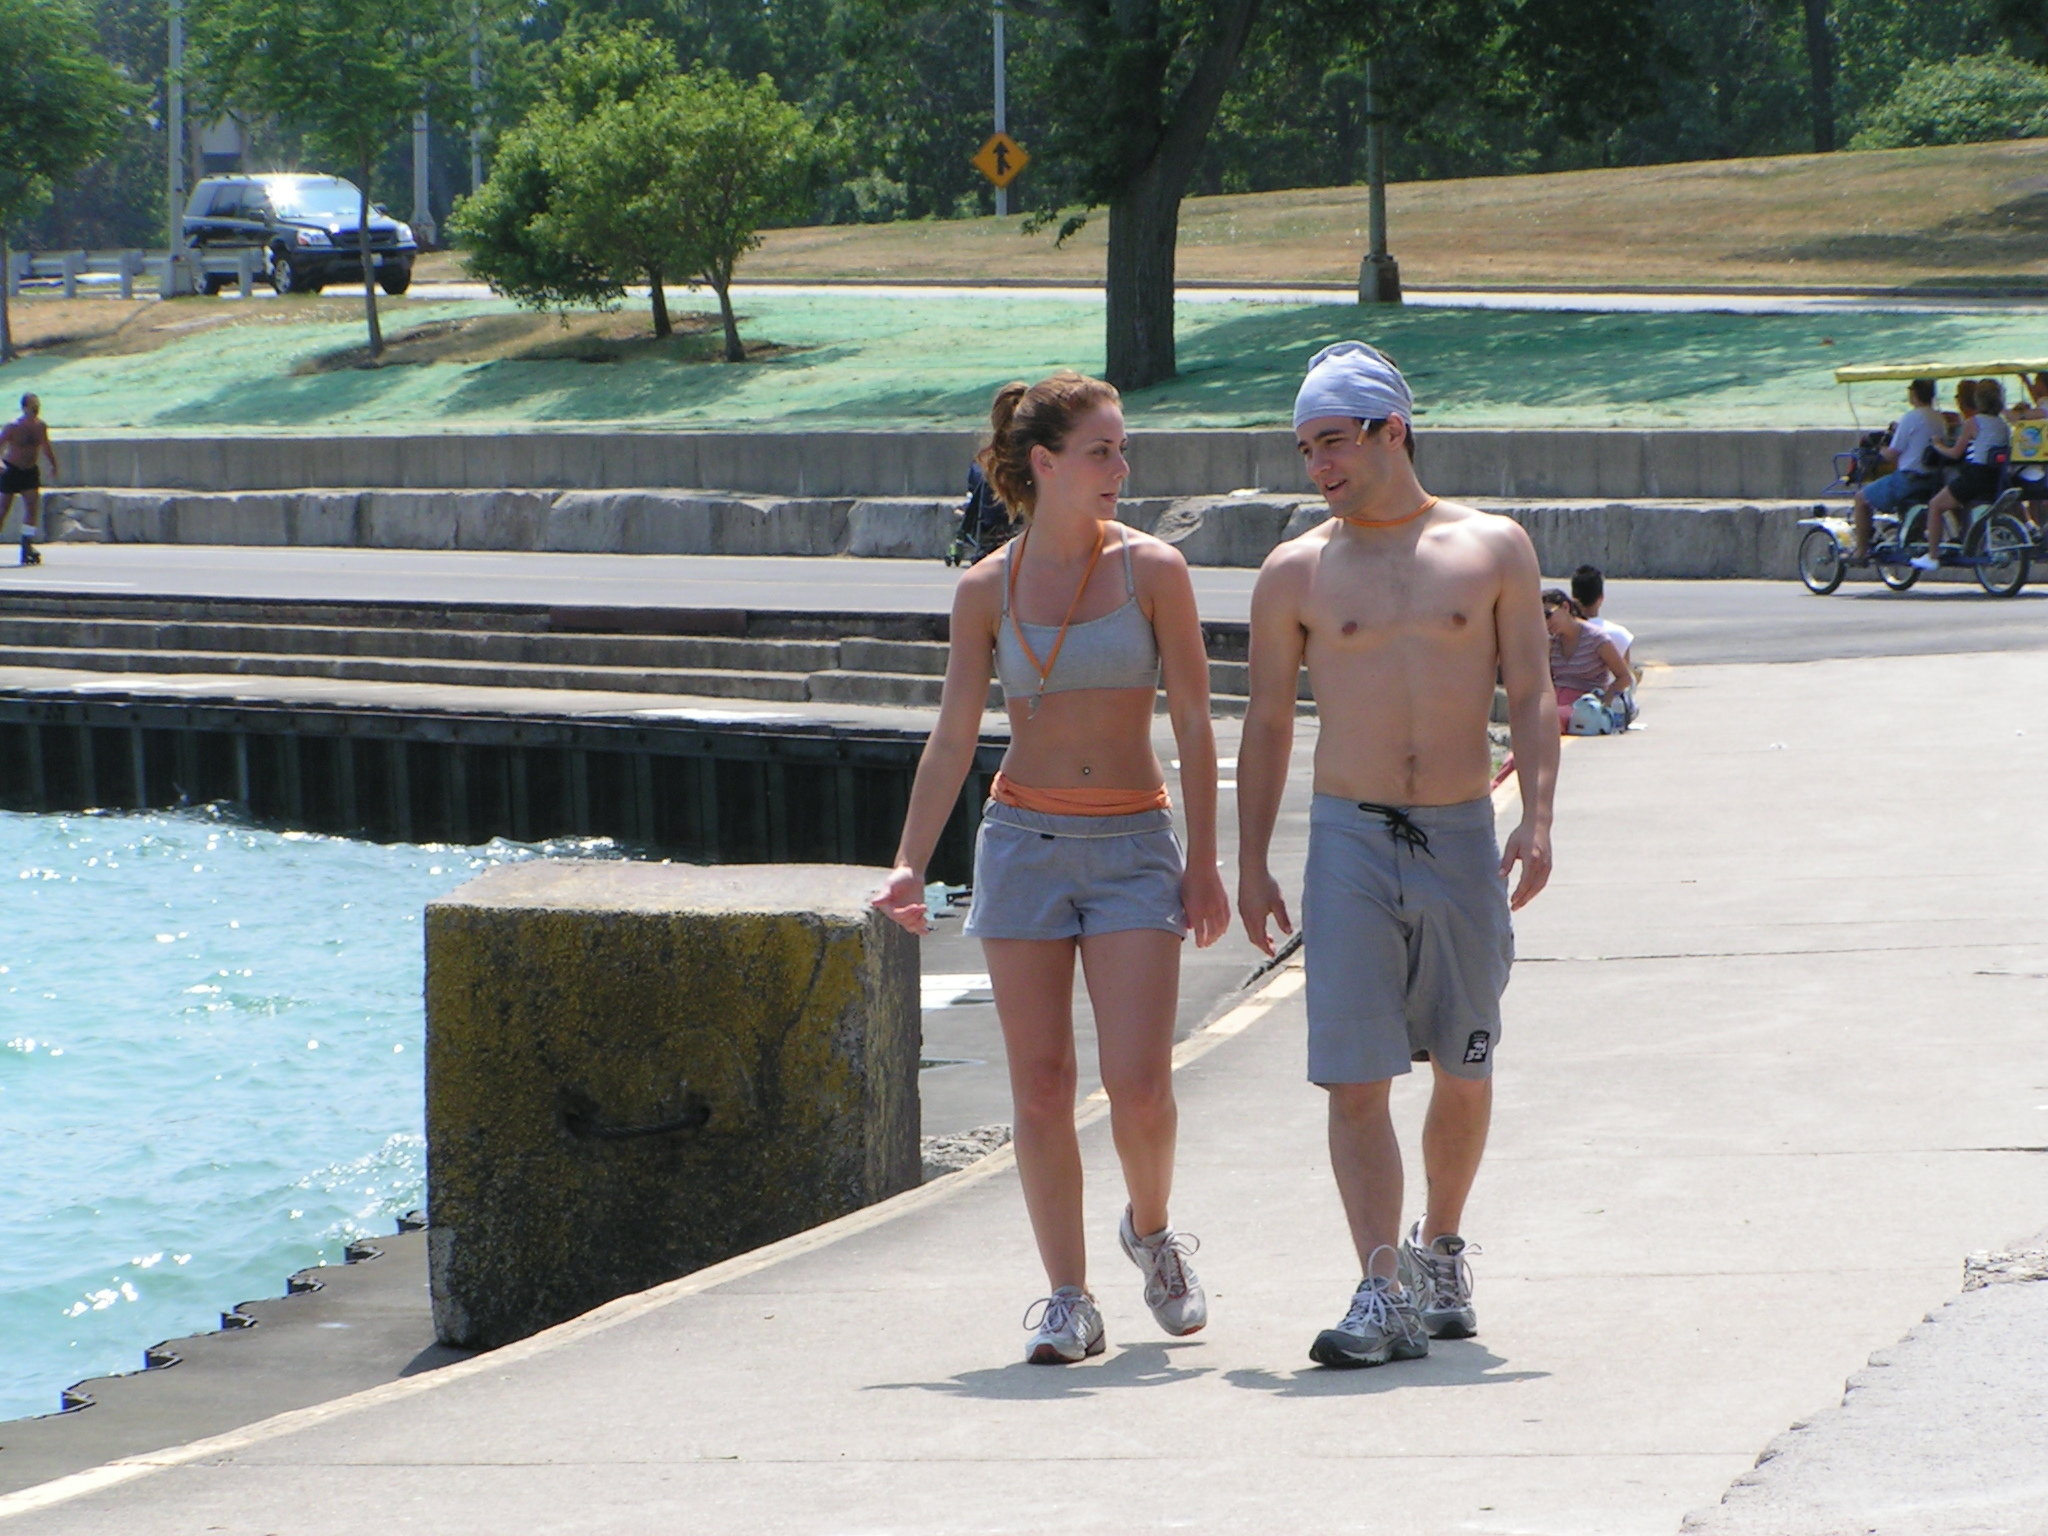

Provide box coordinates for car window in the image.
[267,182,367,222]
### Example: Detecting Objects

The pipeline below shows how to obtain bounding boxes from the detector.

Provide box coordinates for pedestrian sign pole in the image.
[992,0,1010,215]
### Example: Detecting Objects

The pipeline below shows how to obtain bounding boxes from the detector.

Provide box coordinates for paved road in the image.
[10,544,2048,664]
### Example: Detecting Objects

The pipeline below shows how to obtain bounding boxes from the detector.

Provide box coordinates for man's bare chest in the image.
[1303,555,1497,654]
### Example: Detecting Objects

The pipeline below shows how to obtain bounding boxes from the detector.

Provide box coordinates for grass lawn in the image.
[745,139,2048,291]
[7,287,2047,433]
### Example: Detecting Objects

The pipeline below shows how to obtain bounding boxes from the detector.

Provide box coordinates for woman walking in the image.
[871,372,1230,1364]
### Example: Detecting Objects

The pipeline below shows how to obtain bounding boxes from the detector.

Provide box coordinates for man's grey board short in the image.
[1303,794,1513,1082]
[963,803,1186,941]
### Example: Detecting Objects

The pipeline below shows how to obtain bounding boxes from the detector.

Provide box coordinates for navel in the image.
[1450,612,1468,627]
[1340,620,1359,637]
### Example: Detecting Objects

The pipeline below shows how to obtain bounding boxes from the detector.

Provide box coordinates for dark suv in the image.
[181,173,417,296]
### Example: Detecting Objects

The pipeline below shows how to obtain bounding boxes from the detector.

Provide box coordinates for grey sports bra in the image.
[996,528,1161,701]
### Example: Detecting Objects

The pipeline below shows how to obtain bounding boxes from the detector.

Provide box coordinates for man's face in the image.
[1295,413,1403,514]
[21,395,38,417]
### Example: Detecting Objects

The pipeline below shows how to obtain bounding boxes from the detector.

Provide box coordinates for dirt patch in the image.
[1,293,446,359]
[294,307,787,371]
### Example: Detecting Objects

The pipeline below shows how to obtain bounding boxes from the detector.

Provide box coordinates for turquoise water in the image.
[0,808,615,1422]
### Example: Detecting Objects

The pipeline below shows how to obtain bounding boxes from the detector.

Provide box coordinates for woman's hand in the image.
[1181,860,1231,949]
[870,864,931,936]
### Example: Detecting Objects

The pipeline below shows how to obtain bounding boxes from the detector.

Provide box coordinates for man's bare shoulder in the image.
[1257,521,1330,581]
[1428,500,1536,561]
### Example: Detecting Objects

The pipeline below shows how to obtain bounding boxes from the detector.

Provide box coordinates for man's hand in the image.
[1236,868,1294,957]
[1499,820,1552,910]
[869,865,930,936]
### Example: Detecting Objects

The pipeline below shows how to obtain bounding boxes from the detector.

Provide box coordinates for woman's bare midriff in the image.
[998,686,1164,789]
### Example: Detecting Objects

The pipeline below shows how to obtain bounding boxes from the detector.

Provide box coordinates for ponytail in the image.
[976,370,1120,521]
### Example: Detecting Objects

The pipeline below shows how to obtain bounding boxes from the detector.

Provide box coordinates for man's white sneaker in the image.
[1308,1274,1428,1369]
[1397,1222,1479,1339]
[1909,554,1941,571]
[1023,1286,1105,1364]
[1117,1206,1208,1336]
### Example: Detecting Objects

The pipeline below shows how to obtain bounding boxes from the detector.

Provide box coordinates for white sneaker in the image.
[1397,1222,1479,1339]
[1308,1274,1429,1369]
[1909,554,1941,571]
[1023,1286,1105,1364]
[1118,1206,1209,1336]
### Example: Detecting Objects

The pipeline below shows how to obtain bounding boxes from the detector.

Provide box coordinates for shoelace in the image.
[1415,1240,1481,1306]
[1339,1278,1404,1335]
[1142,1231,1201,1299]
[1022,1291,1084,1334]
[1356,800,1433,856]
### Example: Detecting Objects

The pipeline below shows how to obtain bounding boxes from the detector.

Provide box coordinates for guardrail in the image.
[4,247,272,300]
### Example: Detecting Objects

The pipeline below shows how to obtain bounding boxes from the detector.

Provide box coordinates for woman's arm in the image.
[1933,418,1978,461]
[871,567,1000,933]
[1597,637,1633,700]
[1144,540,1229,947]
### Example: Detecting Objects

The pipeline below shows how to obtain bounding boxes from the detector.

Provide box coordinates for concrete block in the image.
[846,499,956,559]
[423,860,920,1349]
[1279,500,1329,543]
[545,491,634,553]
[361,491,460,549]
[288,492,366,547]
[170,492,294,545]
[1116,498,1178,536]
[1150,497,1292,568]
[105,491,175,542]
[454,490,554,551]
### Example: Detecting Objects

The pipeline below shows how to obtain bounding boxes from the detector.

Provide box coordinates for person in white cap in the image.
[1235,342,1559,1369]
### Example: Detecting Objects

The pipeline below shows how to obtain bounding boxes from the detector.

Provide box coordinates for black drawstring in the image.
[1356,801,1433,856]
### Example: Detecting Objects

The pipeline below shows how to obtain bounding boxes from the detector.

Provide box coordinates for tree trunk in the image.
[0,239,13,364]
[1803,0,1836,153]
[648,266,672,338]
[1105,168,1183,391]
[711,266,744,362]
[357,155,384,358]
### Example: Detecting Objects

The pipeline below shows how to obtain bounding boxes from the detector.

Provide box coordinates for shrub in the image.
[1849,49,2048,149]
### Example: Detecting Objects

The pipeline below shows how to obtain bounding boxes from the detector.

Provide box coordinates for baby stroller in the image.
[945,463,1016,567]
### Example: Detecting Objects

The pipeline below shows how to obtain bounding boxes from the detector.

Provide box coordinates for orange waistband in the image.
[990,772,1171,816]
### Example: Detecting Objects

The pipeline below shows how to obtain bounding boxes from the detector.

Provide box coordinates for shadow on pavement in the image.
[1224,1344,1546,1397]
[866,1339,1214,1399]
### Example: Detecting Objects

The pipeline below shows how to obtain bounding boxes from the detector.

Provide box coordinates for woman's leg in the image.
[1926,488,1956,548]
[1078,927,1182,1235]
[983,936,1086,1290]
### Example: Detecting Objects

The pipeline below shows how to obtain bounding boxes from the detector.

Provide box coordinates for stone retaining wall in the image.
[45,485,1820,579]
[62,427,1851,501]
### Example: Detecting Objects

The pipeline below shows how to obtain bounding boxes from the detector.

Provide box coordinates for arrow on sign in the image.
[972,133,1030,189]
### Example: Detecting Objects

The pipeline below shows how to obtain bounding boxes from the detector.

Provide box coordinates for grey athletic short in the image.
[1303,793,1514,1083]
[963,803,1186,942]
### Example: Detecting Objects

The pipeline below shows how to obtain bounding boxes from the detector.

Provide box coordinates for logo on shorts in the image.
[1462,1031,1491,1065]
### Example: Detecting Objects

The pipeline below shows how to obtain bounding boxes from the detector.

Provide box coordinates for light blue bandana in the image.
[1292,341,1413,431]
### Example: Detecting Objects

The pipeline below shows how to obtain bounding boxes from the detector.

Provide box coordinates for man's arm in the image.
[1492,523,1557,910]
[40,424,58,480]
[1235,546,1309,956]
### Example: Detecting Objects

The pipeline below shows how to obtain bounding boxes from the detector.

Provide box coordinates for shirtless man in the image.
[1236,343,1559,1368]
[1,394,58,566]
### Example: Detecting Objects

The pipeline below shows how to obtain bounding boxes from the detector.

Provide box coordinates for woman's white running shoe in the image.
[1118,1206,1209,1336]
[1023,1286,1105,1364]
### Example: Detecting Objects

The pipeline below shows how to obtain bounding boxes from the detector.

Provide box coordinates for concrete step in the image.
[0,646,817,702]
[0,617,843,675]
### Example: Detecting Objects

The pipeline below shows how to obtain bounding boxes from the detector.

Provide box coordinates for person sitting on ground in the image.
[1913,378,2012,571]
[1850,379,1945,563]
[1569,564,1637,685]
[1543,588,1633,733]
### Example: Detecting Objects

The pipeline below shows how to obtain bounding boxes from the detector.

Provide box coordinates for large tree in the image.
[192,0,469,357]
[0,0,135,361]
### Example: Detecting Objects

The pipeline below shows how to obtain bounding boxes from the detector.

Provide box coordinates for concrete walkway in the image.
[3,650,2045,1534]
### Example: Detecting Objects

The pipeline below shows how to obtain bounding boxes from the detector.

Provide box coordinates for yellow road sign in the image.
[972,133,1029,189]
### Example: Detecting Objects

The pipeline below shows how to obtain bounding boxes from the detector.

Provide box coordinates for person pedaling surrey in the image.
[870,372,1231,1366]
[1235,342,1560,1369]
[1544,590,1635,733]
[1913,377,2013,571]
[1850,378,1944,564]
[0,394,58,567]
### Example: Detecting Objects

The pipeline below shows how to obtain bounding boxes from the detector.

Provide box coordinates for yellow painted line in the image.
[0,950,1309,1523]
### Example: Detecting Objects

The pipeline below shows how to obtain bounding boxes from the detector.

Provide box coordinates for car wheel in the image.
[377,263,413,296]
[270,249,304,295]
[199,273,228,296]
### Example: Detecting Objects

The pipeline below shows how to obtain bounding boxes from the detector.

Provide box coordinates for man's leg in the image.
[19,486,40,563]
[1326,1079,1402,1279]
[1851,489,1873,560]
[1420,1063,1492,1242]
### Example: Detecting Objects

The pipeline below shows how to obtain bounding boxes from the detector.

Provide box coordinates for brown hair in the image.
[1979,378,2006,413]
[1956,379,1980,414]
[1541,587,1584,619]
[977,371,1121,519]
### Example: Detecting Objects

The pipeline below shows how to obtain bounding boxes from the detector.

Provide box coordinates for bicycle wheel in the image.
[1973,512,2032,598]
[1798,527,1846,595]
[1876,556,1920,591]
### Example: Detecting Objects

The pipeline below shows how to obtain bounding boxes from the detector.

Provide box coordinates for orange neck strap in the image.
[1007,521,1107,707]
[1341,494,1440,530]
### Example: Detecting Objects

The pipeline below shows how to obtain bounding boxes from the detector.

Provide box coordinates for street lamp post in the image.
[1358,55,1401,305]
[993,0,1008,217]
[164,0,193,295]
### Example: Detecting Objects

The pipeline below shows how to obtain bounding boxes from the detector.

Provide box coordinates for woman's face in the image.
[1033,403,1129,519]
[1544,603,1575,640]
